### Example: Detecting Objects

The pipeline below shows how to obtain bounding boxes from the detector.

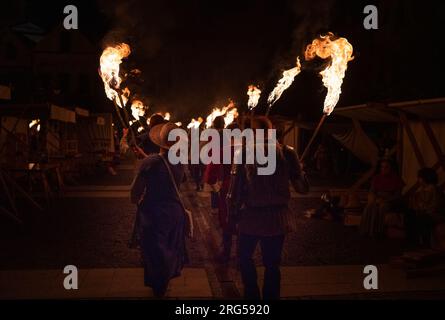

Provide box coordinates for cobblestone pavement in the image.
[195,193,403,267]
[0,166,205,270]
[282,198,403,266]
[1,163,443,299]
[0,166,402,270]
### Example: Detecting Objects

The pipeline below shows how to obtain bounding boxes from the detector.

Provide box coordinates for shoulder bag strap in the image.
[159,154,187,212]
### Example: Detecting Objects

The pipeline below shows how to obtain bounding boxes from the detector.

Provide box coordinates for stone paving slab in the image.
[0,268,212,299]
[3,265,443,300]
[235,265,445,298]
[64,186,131,191]
[63,191,130,198]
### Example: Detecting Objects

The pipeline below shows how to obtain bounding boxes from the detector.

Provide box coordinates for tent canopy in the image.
[331,97,445,191]
[0,103,75,123]
[333,98,445,122]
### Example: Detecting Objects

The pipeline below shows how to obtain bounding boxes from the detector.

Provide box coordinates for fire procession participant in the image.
[360,159,405,237]
[227,116,308,300]
[128,114,168,249]
[130,122,187,298]
[189,119,207,191]
[134,114,166,158]
[204,119,239,263]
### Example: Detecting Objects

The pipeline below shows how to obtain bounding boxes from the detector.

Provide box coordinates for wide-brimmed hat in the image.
[149,122,182,150]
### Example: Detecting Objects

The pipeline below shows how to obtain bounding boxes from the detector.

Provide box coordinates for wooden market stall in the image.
[332,97,445,193]
[0,103,114,223]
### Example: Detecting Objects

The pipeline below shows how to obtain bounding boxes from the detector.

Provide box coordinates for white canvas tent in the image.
[333,98,445,193]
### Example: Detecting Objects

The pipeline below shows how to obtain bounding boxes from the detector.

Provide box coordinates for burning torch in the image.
[99,43,137,144]
[300,33,354,162]
[266,57,302,116]
[247,85,261,117]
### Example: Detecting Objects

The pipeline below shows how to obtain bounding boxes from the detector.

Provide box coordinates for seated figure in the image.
[360,159,405,237]
[406,168,445,248]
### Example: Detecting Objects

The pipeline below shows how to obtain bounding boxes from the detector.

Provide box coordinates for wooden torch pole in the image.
[115,90,137,145]
[300,113,328,162]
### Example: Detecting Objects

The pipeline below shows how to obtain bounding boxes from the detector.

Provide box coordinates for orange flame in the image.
[29,119,40,132]
[224,107,238,128]
[305,33,354,115]
[247,85,262,110]
[99,43,131,108]
[205,101,238,128]
[187,117,203,129]
[267,57,301,107]
[131,100,146,121]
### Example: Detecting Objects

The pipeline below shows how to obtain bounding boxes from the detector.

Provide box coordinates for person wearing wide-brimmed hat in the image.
[130,122,187,298]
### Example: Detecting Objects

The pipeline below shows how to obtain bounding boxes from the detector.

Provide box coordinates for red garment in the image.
[204,141,234,232]
[371,172,404,194]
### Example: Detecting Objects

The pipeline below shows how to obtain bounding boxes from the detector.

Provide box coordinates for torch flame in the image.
[187,117,203,129]
[224,107,238,127]
[305,33,354,115]
[205,101,238,128]
[29,119,40,132]
[131,100,146,121]
[247,85,262,110]
[206,108,225,128]
[99,43,131,108]
[267,57,301,107]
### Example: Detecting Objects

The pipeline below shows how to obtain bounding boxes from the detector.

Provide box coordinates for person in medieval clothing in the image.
[313,143,331,178]
[128,114,168,249]
[360,159,404,237]
[227,116,309,300]
[204,120,239,263]
[131,122,187,298]
[189,120,208,191]
[136,114,166,157]
[406,168,445,248]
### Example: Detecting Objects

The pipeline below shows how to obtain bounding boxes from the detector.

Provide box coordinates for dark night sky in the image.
[4,0,445,121]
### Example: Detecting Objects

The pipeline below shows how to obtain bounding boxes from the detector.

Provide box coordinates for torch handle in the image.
[115,90,137,144]
[300,114,327,162]
[112,99,128,129]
